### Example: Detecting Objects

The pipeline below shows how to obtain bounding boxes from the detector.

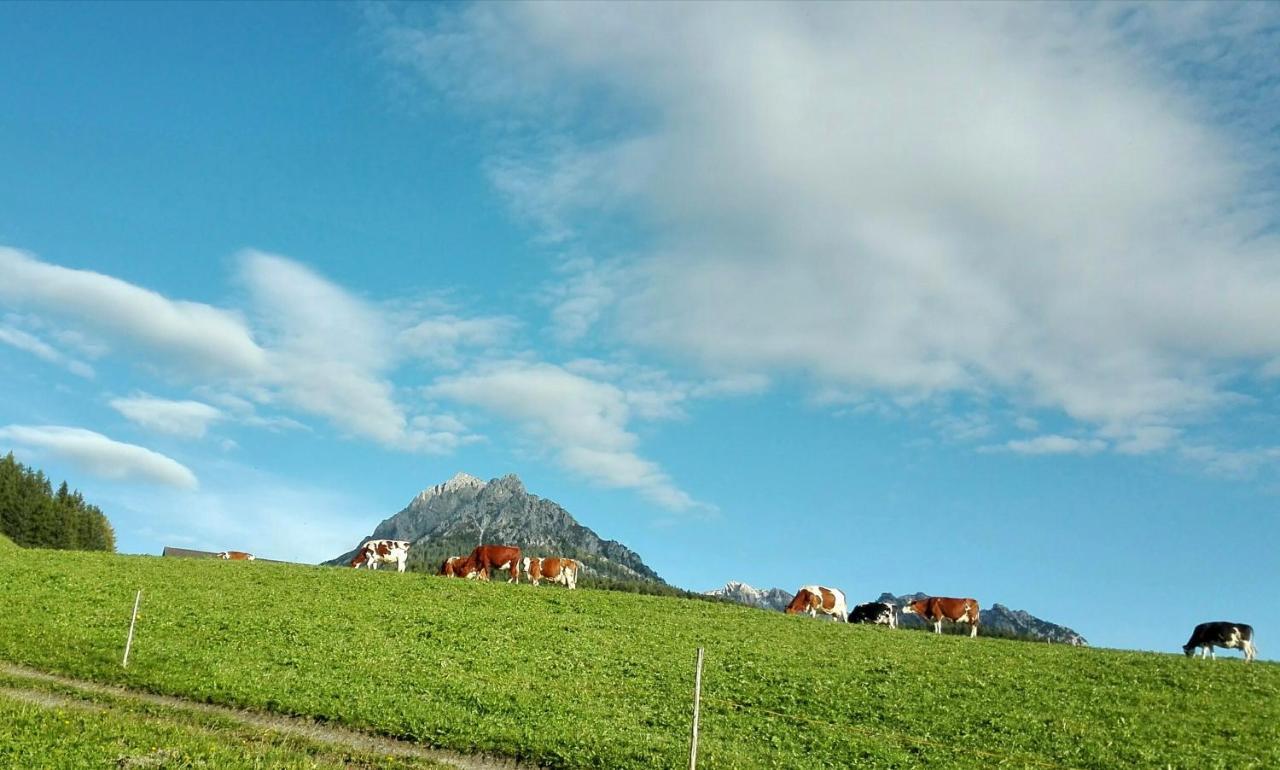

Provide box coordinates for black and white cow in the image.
[1183,621,1256,662]
[848,601,897,628]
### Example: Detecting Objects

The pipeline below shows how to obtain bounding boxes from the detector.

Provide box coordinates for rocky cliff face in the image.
[327,472,663,583]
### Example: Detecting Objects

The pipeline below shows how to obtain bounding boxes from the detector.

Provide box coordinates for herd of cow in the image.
[783,584,1258,661]
[228,539,1259,661]
[782,585,982,638]
[348,539,580,589]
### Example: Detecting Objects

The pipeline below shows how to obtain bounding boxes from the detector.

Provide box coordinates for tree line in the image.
[0,452,116,551]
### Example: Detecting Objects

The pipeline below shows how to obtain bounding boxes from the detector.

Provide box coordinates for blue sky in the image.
[2,2,1278,657]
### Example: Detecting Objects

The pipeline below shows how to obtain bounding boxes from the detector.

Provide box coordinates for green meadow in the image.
[1,548,1276,769]
[0,680,446,770]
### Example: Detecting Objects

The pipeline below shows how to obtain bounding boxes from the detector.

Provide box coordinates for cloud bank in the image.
[0,323,94,378]
[110,394,224,439]
[0,425,198,489]
[379,2,1280,455]
[428,361,699,510]
[0,246,266,376]
[0,245,699,508]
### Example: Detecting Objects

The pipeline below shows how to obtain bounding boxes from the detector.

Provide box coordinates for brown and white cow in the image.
[438,555,482,580]
[523,557,579,589]
[784,585,849,622]
[901,596,980,638]
[352,539,411,573]
[218,550,255,561]
[463,544,522,583]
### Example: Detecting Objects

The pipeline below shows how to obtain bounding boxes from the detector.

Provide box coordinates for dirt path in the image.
[1,663,540,770]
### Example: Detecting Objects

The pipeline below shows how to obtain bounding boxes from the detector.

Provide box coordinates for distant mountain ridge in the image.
[704,581,795,611]
[706,582,1087,644]
[327,472,664,584]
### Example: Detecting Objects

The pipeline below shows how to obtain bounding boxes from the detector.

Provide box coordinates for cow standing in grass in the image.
[523,557,580,589]
[218,551,254,561]
[461,544,522,583]
[902,597,980,638]
[784,586,848,622]
[351,540,411,573]
[1184,622,1257,662]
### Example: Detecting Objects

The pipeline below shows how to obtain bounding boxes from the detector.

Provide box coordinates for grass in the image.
[0,672,447,769]
[1,548,1276,769]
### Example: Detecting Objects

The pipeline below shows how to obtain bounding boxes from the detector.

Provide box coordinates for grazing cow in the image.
[901,597,980,638]
[848,601,897,628]
[218,551,255,561]
[464,544,522,583]
[523,557,580,589]
[438,555,482,580]
[352,539,411,573]
[1183,622,1257,662]
[784,586,848,622]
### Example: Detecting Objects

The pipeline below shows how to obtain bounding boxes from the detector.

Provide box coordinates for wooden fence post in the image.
[689,646,704,770]
[122,590,141,668]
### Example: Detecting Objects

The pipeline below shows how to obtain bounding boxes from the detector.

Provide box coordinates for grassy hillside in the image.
[1,549,1276,769]
[0,681,445,770]
[0,532,16,550]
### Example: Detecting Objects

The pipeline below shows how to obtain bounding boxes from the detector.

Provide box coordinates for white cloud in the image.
[562,358,768,421]
[238,250,419,448]
[1110,425,1181,456]
[405,413,482,454]
[544,259,617,344]
[0,247,495,455]
[51,328,110,359]
[688,373,771,399]
[933,412,996,443]
[1179,443,1280,480]
[398,314,520,367]
[1000,435,1108,456]
[380,3,1280,455]
[426,361,698,509]
[192,389,311,433]
[0,246,266,376]
[109,394,224,439]
[0,324,94,378]
[0,425,198,489]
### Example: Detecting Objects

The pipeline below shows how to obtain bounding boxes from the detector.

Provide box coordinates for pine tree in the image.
[0,455,116,552]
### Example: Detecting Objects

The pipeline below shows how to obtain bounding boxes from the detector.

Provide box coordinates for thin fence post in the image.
[689,646,704,770]
[122,589,141,668]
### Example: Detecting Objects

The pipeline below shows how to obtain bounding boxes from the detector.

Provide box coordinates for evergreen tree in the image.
[0,454,116,552]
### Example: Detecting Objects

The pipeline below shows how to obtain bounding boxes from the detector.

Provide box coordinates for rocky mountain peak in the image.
[705,581,795,611]
[488,473,526,495]
[413,471,486,504]
[328,472,662,584]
